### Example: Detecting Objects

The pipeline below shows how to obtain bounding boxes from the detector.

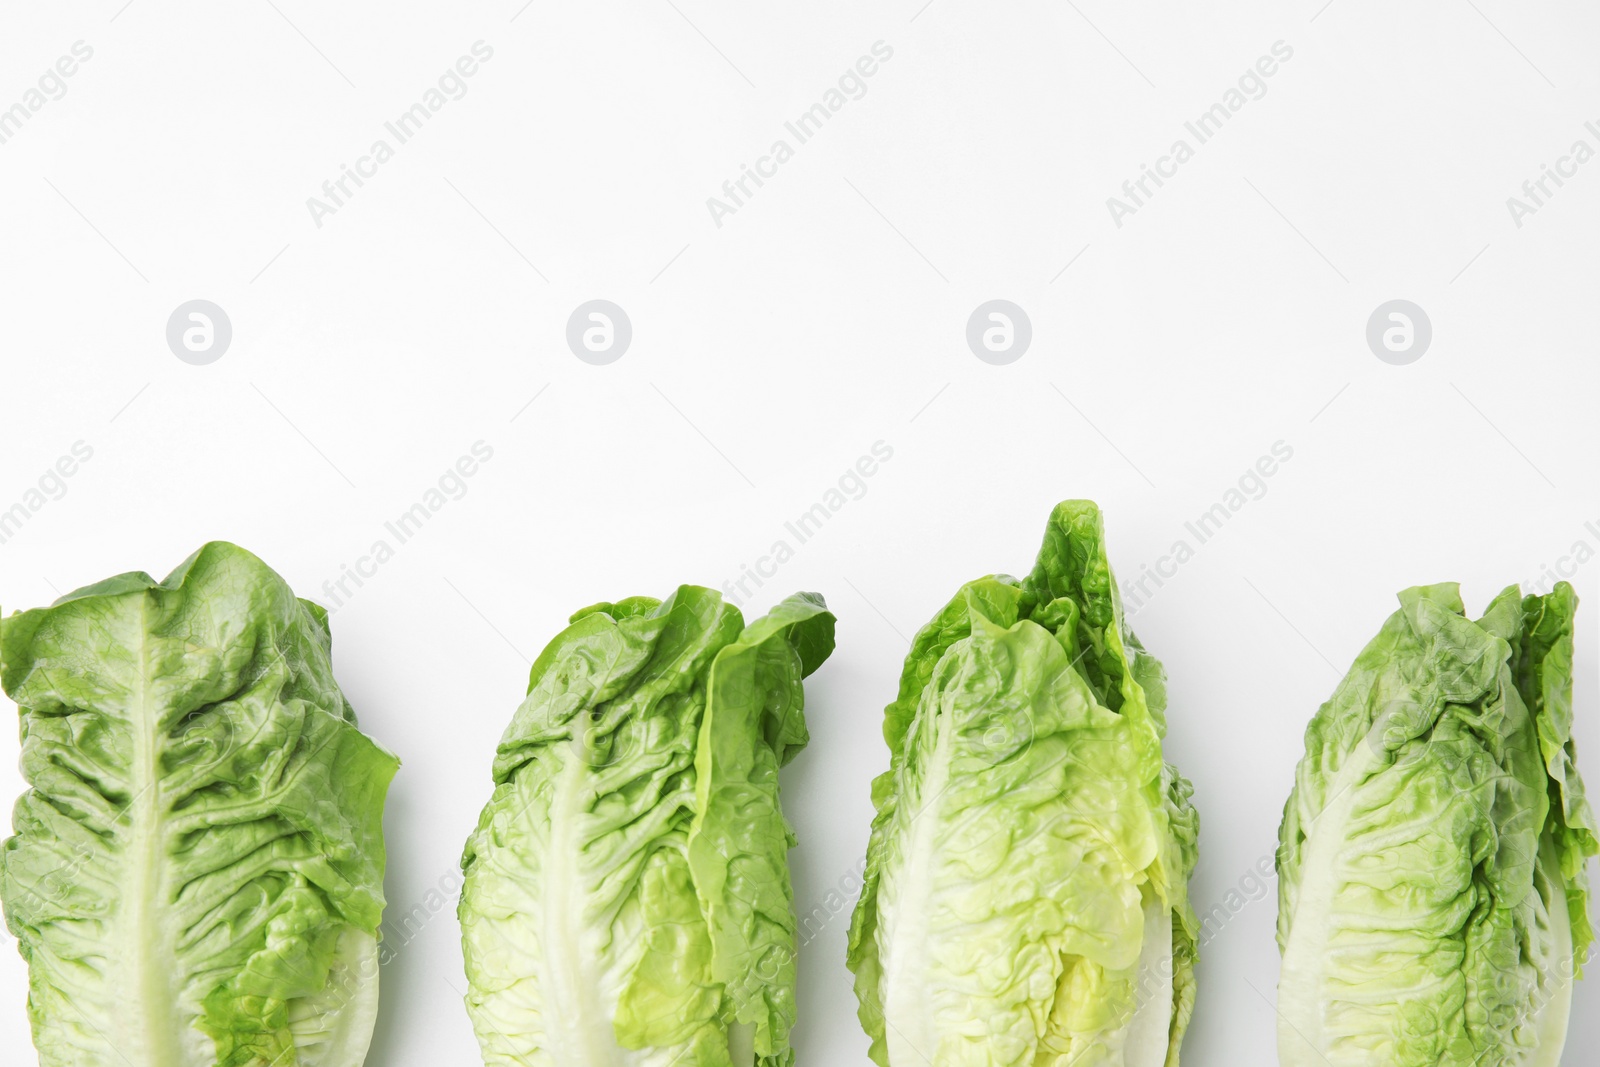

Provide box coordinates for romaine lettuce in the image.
[847,500,1200,1066]
[457,586,834,1067]
[1276,582,1597,1067]
[0,542,399,1067]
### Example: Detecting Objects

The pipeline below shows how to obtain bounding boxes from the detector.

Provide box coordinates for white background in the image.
[2,2,1598,1064]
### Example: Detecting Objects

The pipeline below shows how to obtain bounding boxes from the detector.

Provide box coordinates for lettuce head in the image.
[846,500,1201,1067]
[0,542,399,1067]
[457,586,834,1067]
[1276,582,1597,1067]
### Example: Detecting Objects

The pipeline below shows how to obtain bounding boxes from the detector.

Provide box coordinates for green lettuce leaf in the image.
[1276,582,1597,1067]
[847,500,1200,1067]
[0,542,399,1067]
[458,586,833,1067]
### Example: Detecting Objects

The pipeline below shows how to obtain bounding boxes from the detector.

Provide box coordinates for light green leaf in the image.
[459,586,833,1067]
[1,542,398,1067]
[848,501,1199,1067]
[1276,581,1597,1067]
[690,592,835,1063]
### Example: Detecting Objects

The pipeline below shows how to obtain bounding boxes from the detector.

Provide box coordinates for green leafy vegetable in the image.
[0,542,399,1067]
[846,500,1200,1067]
[457,586,835,1067]
[1276,582,1597,1067]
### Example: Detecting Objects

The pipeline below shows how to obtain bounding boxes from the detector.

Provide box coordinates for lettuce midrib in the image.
[877,700,954,1064]
[1121,897,1174,1066]
[125,594,185,1066]
[540,734,630,1066]
[1276,742,1378,1066]
[1526,837,1574,1067]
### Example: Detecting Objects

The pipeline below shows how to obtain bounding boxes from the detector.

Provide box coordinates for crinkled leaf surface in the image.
[458,586,833,1067]
[847,501,1199,1067]
[1276,582,1597,1067]
[0,542,398,1067]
